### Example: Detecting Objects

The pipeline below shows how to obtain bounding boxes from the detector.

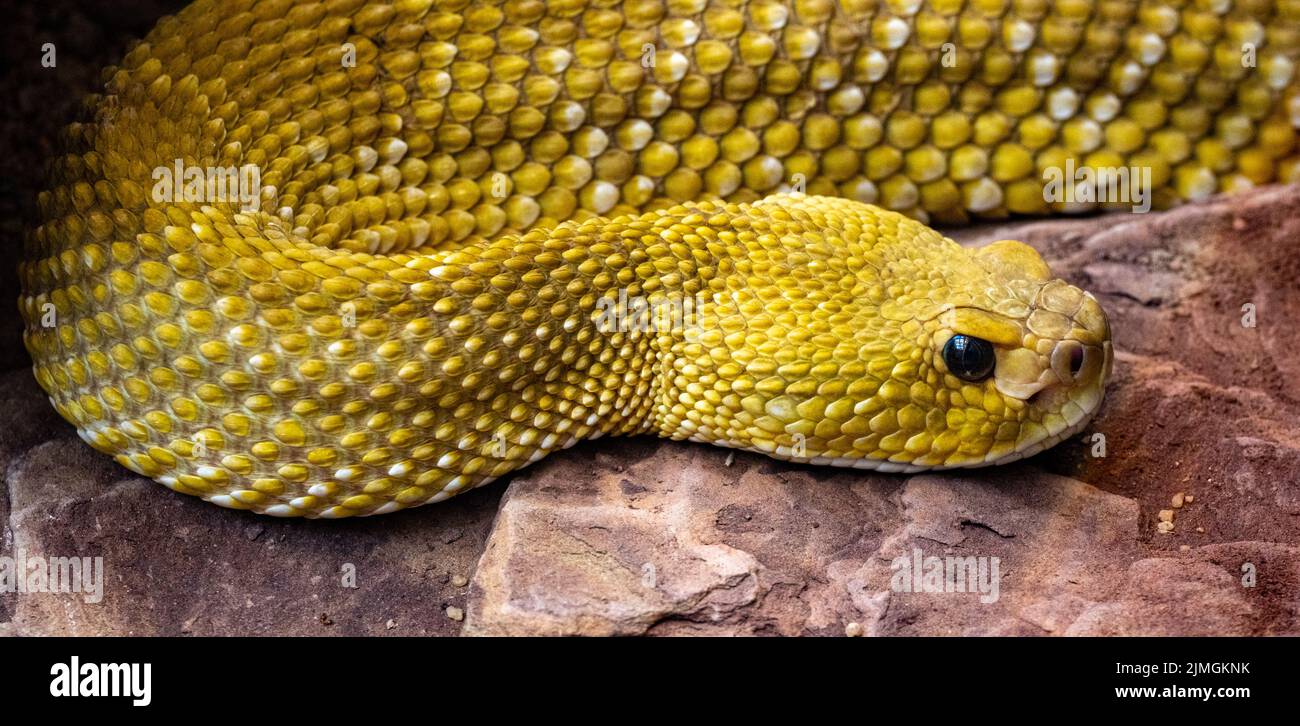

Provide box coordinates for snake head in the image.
[926,239,1113,467]
[692,197,1112,474]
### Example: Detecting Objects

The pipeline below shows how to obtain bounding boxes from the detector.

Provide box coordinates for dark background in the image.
[0,0,188,372]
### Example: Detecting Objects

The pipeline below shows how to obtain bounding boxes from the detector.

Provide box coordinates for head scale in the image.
[919,238,1112,467]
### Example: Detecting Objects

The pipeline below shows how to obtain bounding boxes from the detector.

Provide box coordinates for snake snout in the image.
[1043,291,1112,389]
[1067,293,1113,389]
[1026,337,1110,420]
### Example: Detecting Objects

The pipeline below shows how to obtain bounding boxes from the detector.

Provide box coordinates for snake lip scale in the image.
[21,0,1298,518]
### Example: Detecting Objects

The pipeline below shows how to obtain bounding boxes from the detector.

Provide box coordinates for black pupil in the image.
[943,335,996,382]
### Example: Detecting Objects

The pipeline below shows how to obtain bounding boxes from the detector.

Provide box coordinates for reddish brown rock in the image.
[466,450,1295,637]
[464,438,905,636]
[464,458,1141,636]
[1065,541,1300,635]
[862,471,1141,636]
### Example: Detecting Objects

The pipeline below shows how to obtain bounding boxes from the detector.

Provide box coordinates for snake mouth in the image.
[983,339,1113,467]
[993,340,1097,403]
[995,338,1105,402]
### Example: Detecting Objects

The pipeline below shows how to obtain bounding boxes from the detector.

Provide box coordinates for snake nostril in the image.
[1069,346,1084,377]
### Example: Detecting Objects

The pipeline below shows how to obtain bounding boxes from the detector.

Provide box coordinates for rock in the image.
[464,456,1139,635]
[4,462,500,635]
[1066,542,1300,636]
[465,438,904,636]
[4,471,499,635]
[1065,558,1254,636]
[466,451,1295,636]
[863,471,1141,636]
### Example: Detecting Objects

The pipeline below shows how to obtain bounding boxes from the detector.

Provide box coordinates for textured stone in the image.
[465,438,904,636]
[464,453,1150,635]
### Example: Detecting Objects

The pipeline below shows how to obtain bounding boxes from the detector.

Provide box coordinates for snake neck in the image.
[440,202,739,448]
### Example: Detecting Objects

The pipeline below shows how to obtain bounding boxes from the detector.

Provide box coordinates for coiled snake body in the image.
[21,0,1300,517]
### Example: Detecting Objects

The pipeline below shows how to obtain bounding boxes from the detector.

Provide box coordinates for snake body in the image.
[20,0,1299,517]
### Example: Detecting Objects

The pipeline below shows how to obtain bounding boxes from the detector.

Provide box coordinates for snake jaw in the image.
[990,338,1088,401]
[983,338,1112,466]
[980,291,1113,466]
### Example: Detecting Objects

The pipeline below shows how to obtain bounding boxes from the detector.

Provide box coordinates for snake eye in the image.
[943,334,996,382]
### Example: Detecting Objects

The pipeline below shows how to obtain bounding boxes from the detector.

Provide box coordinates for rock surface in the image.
[3,1,1298,638]
[464,443,1140,636]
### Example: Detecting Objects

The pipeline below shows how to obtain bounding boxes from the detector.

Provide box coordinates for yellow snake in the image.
[20,0,1299,518]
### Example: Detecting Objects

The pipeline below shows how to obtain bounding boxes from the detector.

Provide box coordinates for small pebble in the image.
[845,622,863,637]
[1171,492,1185,508]
[1196,526,1205,533]
[452,574,469,588]
[446,606,464,621]
[1179,545,1190,552]
[386,619,397,630]
[1157,521,1175,534]
[1185,494,1194,503]
[724,451,735,467]
[1158,509,1175,523]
